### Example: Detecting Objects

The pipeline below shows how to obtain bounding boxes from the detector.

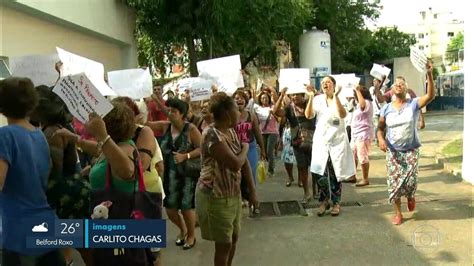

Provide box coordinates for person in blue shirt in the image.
[377,62,435,226]
[0,77,65,265]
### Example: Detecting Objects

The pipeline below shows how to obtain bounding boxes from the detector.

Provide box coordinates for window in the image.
[0,57,11,80]
[419,45,424,50]
[448,32,454,37]
[418,33,424,39]
[426,45,429,48]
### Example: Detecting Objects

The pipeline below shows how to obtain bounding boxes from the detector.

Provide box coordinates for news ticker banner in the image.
[22,219,166,249]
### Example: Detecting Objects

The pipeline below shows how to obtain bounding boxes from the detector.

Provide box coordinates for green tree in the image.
[307,0,381,73]
[445,32,464,63]
[366,27,416,62]
[125,0,313,77]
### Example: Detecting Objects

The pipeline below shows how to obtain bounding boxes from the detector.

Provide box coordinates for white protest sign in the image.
[256,78,263,91]
[9,54,60,87]
[197,55,244,89]
[370,63,391,81]
[56,47,116,96]
[279,68,310,94]
[108,68,153,99]
[52,73,113,123]
[332,74,359,99]
[217,80,239,96]
[177,77,212,101]
[410,46,428,73]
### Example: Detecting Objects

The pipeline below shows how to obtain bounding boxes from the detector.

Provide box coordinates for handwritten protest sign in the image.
[410,46,428,73]
[108,68,153,99]
[9,54,60,87]
[332,74,360,99]
[370,63,391,81]
[52,73,113,123]
[56,47,116,96]
[197,55,244,90]
[279,68,310,94]
[177,78,212,101]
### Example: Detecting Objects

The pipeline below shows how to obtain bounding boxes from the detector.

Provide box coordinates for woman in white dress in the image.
[304,77,356,216]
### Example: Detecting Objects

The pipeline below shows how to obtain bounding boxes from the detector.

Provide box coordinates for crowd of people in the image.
[0,61,434,265]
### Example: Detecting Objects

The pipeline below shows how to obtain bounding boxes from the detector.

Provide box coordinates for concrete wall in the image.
[0,1,137,70]
[393,57,425,97]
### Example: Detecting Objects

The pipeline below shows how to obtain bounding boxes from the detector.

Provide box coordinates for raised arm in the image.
[304,85,317,119]
[355,86,366,110]
[86,113,134,180]
[334,86,347,119]
[272,87,287,117]
[418,62,435,108]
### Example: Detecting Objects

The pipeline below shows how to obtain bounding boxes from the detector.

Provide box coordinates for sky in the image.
[367,0,466,29]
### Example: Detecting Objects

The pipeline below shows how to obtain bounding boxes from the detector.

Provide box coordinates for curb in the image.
[425,111,463,117]
[434,153,463,179]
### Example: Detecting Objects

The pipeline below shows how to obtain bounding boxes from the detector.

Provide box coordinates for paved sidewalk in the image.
[161,112,471,266]
[61,112,470,265]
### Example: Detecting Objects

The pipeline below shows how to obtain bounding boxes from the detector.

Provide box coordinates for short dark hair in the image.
[32,85,72,126]
[325,75,336,86]
[166,98,188,118]
[0,77,39,119]
[103,101,136,143]
[209,92,235,121]
[113,97,140,116]
[357,86,373,101]
[233,90,249,106]
[257,92,272,106]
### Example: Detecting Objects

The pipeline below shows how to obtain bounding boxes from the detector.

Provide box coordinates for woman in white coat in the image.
[305,76,356,216]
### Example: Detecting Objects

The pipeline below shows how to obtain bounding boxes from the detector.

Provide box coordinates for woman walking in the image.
[351,85,374,187]
[305,77,356,216]
[377,63,435,225]
[196,92,258,266]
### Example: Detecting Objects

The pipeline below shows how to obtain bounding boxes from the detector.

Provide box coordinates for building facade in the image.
[0,0,137,71]
[396,7,464,71]
[0,0,138,127]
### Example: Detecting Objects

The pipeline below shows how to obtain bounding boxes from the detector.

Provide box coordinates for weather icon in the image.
[32,222,49,233]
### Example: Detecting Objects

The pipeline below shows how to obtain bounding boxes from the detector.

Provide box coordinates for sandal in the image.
[392,214,403,225]
[330,204,341,216]
[183,238,196,250]
[317,200,330,216]
[407,197,416,212]
[355,181,370,187]
[285,179,294,187]
[343,176,357,183]
[175,233,187,246]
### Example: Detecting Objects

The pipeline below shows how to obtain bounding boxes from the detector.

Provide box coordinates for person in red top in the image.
[146,85,168,137]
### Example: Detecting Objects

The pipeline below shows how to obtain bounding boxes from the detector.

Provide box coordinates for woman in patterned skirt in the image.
[377,62,435,225]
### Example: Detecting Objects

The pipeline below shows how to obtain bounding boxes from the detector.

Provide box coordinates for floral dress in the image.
[281,126,295,164]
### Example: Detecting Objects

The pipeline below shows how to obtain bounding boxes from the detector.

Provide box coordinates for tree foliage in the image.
[446,32,464,62]
[366,27,417,62]
[125,0,314,77]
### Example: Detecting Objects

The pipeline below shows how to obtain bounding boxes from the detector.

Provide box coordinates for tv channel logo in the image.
[412,224,440,252]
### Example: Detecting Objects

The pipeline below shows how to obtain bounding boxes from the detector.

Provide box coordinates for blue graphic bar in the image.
[23,218,166,249]
[85,219,89,248]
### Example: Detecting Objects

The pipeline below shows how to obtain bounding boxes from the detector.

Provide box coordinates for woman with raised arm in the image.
[377,62,435,225]
[195,92,258,266]
[272,88,317,202]
[305,76,356,217]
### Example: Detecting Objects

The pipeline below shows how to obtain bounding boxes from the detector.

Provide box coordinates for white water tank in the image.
[299,27,331,77]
